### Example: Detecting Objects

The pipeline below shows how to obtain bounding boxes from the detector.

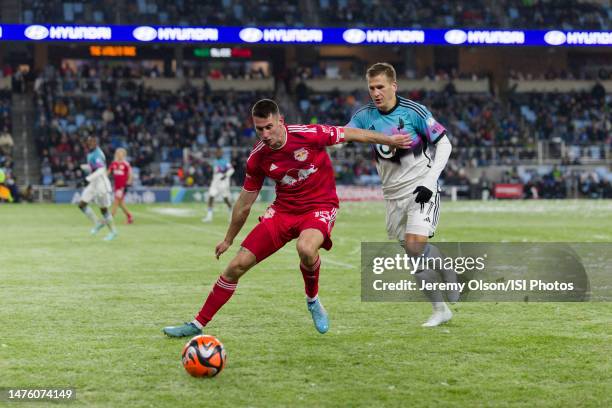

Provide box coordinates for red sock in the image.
[195,276,237,327]
[300,256,320,299]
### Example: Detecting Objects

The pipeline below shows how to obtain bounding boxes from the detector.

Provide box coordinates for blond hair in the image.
[366,62,397,82]
[114,147,127,161]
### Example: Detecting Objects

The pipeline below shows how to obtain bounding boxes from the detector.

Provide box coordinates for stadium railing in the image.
[509,79,612,93]
[40,77,275,93]
[142,78,275,92]
[303,78,490,93]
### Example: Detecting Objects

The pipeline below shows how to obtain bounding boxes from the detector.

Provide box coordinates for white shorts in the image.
[82,182,112,208]
[209,180,231,199]
[385,188,441,240]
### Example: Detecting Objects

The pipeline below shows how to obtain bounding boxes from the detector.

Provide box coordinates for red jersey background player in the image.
[108,148,133,224]
[163,99,412,338]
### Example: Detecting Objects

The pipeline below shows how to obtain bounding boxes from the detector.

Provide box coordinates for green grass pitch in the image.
[1,200,611,407]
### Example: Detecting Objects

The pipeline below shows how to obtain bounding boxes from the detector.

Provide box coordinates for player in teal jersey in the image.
[78,136,117,241]
[347,63,458,327]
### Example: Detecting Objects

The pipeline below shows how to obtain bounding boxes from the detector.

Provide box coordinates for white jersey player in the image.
[203,148,234,222]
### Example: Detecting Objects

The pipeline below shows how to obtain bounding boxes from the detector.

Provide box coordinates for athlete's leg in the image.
[100,206,117,240]
[296,207,338,334]
[111,196,119,217]
[405,233,452,327]
[203,195,215,222]
[165,210,292,337]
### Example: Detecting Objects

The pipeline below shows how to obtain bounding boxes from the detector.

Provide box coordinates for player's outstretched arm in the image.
[343,127,413,149]
[86,167,107,183]
[215,189,258,259]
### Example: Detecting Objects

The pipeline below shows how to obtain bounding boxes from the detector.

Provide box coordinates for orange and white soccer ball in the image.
[181,335,227,377]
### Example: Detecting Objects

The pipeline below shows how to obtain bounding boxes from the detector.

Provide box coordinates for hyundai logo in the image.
[24,25,49,40]
[343,29,366,44]
[239,27,263,43]
[544,30,566,46]
[444,29,467,45]
[132,26,157,42]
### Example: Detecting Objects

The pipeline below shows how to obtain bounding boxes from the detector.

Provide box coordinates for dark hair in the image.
[251,99,280,118]
[366,62,397,82]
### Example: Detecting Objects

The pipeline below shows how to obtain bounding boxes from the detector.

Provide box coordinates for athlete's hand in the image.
[413,186,433,205]
[215,239,232,259]
[389,133,414,149]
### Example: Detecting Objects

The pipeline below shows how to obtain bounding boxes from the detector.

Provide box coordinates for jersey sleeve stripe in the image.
[288,128,317,133]
[399,99,428,119]
[287,125,311,130]
[247,142,265,161]
[399,96,429,116]
[287,125,316,130]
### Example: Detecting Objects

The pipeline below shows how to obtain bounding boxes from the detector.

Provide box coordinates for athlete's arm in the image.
[414,135,452,203]
[343,127,412,149]
[127,166,133,185]
[215,189,258,259]
[220,165,235,182]
[225,165,235,179]
[86,167,107,183]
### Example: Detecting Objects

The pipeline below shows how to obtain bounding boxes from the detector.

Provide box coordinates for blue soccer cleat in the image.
[103,231,117,241]
[163,322,202,338]
[307,298,329,334]
[90,222,105,235]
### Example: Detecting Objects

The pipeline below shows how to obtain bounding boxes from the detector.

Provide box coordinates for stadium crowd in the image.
[315,0,610,30]
[4,0,609,202]
[22,0,303,26]
[21,0,611,30]
[29,63,611,200]
[34,65,260,187]
[0,91,14,175]
[0,91,27,203]
[298,87,610,160]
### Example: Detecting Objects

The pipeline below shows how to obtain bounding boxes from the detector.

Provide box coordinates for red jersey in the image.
[109,160,131,189]
[243,124,346,214]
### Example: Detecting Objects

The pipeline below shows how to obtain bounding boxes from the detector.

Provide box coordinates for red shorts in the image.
[241,207,338,263]
[114,187,127,200]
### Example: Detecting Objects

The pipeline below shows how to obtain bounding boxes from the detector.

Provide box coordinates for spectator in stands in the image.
[18,0,612,31]
[0,169,13,203]
[31,59,610,196]
[0,127,13,155]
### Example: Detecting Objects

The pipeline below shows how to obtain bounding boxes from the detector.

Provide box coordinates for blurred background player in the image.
[108,148,133,224]
[347,63,457,327]
[163,98,413,338]
[202,148,234,223]
[78,136,117,241]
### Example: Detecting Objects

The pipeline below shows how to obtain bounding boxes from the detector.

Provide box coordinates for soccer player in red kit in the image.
[163,99,413,337]
[108,148,133,224]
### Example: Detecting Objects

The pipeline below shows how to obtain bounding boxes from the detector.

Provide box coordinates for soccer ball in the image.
[181,335,227,377]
